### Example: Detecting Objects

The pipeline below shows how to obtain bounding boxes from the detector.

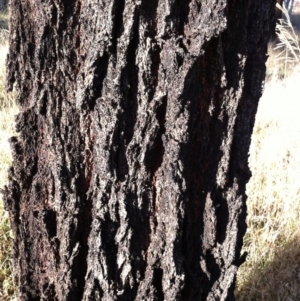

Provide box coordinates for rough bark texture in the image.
[5,1,275,300]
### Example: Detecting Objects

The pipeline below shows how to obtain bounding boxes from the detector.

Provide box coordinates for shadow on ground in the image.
[236,236,300,301]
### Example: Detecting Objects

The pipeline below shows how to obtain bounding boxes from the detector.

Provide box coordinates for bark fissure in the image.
[111,0,126,55]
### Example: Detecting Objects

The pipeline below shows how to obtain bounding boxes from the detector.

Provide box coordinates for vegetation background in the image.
[0,8,17,301]
[236,3,300,300]
[0,3,300,301]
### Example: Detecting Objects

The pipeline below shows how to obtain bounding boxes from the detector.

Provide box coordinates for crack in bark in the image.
[111,0,126,55]
[88,52,109,110]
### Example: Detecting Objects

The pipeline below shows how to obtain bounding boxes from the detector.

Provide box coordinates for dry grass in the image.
[235,4,300,300]
[0,202,15,301]
[0,27,17,301]
[236,74,300,301]
[0,11,8,30]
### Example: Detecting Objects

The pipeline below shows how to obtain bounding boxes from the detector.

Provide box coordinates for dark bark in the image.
[4,1,275,300]
[276,0,284,20]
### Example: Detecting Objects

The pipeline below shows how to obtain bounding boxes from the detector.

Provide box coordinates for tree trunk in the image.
[4,1,275,300]
[276,0,284,20]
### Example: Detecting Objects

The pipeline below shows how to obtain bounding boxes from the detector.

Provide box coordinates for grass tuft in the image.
[274,3,300,77]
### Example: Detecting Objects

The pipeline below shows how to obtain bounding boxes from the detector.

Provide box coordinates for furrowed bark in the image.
[5,1,276,300]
